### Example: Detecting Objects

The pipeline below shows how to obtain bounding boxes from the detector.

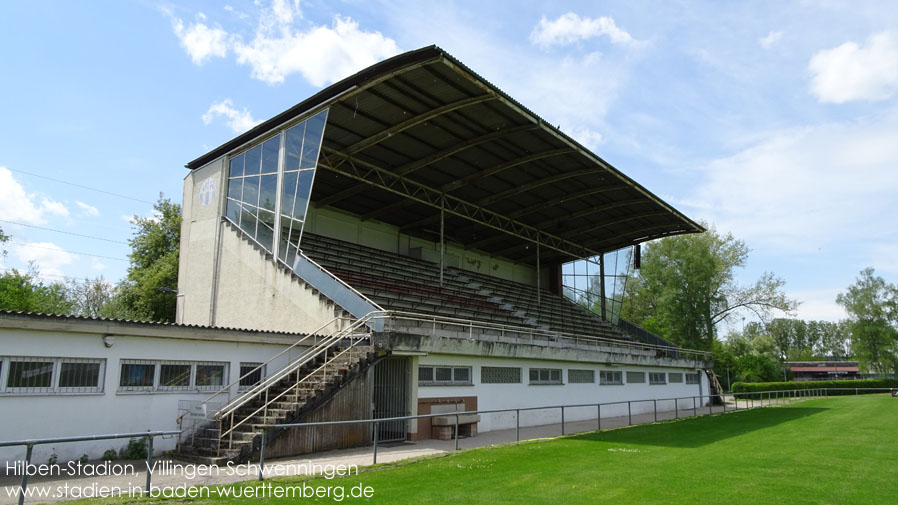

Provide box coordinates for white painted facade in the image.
[413,354,710,434]
[0,319,306,464]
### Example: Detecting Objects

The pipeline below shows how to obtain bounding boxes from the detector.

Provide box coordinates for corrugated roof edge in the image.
[185,44,704,235]
[0,309,313,337]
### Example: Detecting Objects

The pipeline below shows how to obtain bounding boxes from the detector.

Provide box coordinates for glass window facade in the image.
[225,109,328,265]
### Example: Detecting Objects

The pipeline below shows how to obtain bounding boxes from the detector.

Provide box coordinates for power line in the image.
[0,219,129,244]
[8,241,129,262]
[4,167,156,205]
[0,268,112,284]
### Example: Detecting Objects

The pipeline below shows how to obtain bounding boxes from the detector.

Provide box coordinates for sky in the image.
[1,0,897,323]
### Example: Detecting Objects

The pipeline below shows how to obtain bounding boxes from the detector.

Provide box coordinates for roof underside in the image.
[188,46,703,264]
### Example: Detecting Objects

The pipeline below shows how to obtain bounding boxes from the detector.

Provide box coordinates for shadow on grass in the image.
[569,407,829,448]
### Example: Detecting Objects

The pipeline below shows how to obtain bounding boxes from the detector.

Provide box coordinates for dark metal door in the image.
[373,357,409,442]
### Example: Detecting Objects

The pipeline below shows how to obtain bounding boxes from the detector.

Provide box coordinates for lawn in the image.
[77,395,898,505]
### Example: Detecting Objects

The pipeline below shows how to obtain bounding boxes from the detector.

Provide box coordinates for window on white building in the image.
[626,371,646,384]
[649,372,667,385]
[599,370,623,385]
[686,373,701,384]
[529,368,563,385]
[418,366,473,386]
[481,366,521,384]
[669,372,684,383]
[118,360,228,392]
[0,357,105,394]
[568,369,595,383]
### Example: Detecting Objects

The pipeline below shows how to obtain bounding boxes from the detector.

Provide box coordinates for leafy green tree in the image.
[0,265,75,314]
[112,195,182,322]
[622,225,797,351]
[836,268,898,375]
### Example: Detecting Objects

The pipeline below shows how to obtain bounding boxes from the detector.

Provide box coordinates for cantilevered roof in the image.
[187,45,703,264]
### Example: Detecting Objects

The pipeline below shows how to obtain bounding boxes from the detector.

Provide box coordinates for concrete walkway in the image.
[0,397,800,504]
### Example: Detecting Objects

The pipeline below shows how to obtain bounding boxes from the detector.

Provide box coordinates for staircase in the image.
[705,369,725,404]
[177,317,380,464]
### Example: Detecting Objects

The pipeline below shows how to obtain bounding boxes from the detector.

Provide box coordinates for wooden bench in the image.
[430,403,480,440]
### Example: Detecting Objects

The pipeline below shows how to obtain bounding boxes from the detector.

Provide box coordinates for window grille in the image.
[626,371,646,384]
[686,373,701,384]
[481,366,521,384]
[239,363,263,389]
[1,357,105,394]
[669,372,684,383]
[649,372,667,385]
[568,369,595,384]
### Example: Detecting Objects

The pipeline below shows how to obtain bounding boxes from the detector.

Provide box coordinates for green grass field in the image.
[80,395,898,505]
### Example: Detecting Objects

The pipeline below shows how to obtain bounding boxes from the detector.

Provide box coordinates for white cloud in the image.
[530,13,638,49]
[171,14,230,65]
[12,241,74,278]
[759,30,783,50]
[233,14,400,86]
[0,167,68,225]
[75,201,100,217]
[568,127,604,151]
[90,259,106,271]
[169,2,399,87]
[678,111,898,254]
[788,288,847,322]
[809,31,898,103]
[203,99,262,133]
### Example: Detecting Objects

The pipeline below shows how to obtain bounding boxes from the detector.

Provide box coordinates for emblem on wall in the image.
[198,177,216,207]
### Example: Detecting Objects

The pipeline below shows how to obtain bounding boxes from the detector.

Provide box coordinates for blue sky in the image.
[1,1,897,323]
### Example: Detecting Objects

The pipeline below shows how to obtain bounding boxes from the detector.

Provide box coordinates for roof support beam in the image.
[585,225,695,250]
[317,124,536,208]
[530,198,646,229]
[400,167,598,233]
[564,211,673,237]
[342,94,495,156]
[361,147,571,222]
[319,147,597,260]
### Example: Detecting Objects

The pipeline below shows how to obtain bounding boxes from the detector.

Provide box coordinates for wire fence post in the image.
[722,395,726,413]
[693,396,697,417]
[454,413,459,451]
[628,402,632,426]
[561,407,565,436]
[372,421,379,465]
[597,404,601,430]
[144,435,154,496]
[653,400,657,422]
[258,430,266,482]
[18,444,33,505]
[516,409,520,441]
[675,399,679,419]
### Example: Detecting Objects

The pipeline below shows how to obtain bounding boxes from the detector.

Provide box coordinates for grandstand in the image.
[170,45,713,463]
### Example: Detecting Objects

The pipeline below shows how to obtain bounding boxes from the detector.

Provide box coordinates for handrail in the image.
[298,251,384,311]
[175,314,355,426]
[219,329,372,444]
[215,313,378,422]
[376,310,713,361]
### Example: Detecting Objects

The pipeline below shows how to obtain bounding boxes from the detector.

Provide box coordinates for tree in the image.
[0,265,75,314]
[112,195,182,322]
[836,268,898,375]
[622,225,797,351]
[0,225,8,258]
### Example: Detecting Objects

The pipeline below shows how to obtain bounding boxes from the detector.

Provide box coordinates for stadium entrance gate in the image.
[373,357,410,442]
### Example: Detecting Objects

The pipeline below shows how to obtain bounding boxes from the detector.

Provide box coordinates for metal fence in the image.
[0,430,179,505]
[255,387,872,479]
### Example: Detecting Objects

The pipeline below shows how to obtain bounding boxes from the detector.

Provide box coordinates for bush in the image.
[732,378,898,394]
[102,449,118,461]
[120,438,148,460]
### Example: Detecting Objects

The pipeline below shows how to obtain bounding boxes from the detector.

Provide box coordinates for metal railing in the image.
[216,319,374,450]
[377,310,712,362]
[257,388,836,478]
[297,251,384,311]
[0,430,179,505]
[175,314,356,428]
